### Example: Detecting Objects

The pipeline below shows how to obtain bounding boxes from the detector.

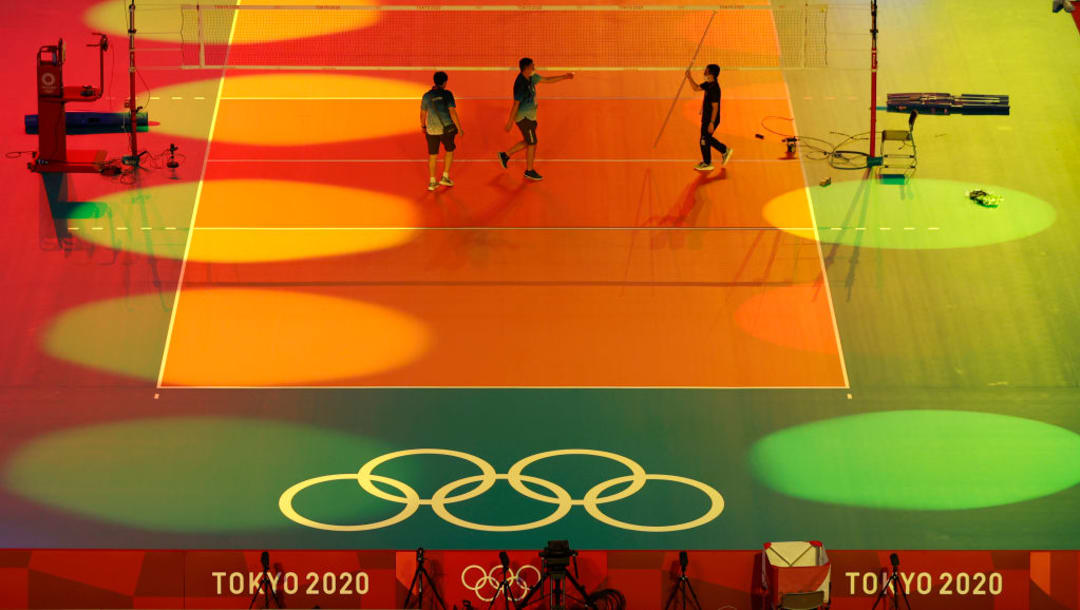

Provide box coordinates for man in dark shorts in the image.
[420,71,464,191]
[498,57,574,181]
[684,63,732,172]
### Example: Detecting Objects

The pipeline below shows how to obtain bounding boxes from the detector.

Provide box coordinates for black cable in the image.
[136,67,152,114]
[758,116,875,170]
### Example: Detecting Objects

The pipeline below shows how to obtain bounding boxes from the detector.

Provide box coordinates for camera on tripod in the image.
[538,540,575,576]
[519,540,597,610]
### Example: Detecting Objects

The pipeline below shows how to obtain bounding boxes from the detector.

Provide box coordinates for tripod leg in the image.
[404,565,422,608]
[564,573,598,610]
[488,577,512,610]
[663,575,683,610]
[421,566,447,610]
[247,575,263,610]
[896,578,912,610]
[683,577,703,610]
[887,572,908,610]
[869,572,892,610]
[518,573,546,609]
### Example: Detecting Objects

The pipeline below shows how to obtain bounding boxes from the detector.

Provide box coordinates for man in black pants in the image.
[684,63,732,171]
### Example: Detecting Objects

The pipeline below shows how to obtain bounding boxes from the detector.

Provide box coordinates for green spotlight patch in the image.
[66,182,196,261]
[749,410,1080,510]
[42,292,175,382]
[3,417,405,532]
[764,179,1056,249]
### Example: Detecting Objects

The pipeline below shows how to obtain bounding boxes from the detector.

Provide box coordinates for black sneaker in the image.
[524,169,543,181]
[498,152,510,169]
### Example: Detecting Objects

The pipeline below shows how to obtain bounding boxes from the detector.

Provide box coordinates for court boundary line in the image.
[770,12,851,389]
[204,158,797,163]
[184,4,782,11]
[154,66,863,72]
[176,65,818,72]
[187,226,818,231]
[156,2,242,389]
[157,2,848,391]
[218,96,789,101]
[159,384,851,390]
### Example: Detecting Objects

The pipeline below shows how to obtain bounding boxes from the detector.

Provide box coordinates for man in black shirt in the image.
[684,63,732,171]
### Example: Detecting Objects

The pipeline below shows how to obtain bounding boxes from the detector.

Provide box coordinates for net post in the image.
[127,0,140,164]
[869,0,878,157]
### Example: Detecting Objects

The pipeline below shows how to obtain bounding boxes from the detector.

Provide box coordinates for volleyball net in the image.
[179,3,831,69]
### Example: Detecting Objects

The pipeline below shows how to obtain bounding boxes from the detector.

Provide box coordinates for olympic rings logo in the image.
[279,449,724,532]
[461,564,541,602]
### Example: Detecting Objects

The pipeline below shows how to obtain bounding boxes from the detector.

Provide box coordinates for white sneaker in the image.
[439,176,454,187]
[427,180,437,191]
[722,148,734,166]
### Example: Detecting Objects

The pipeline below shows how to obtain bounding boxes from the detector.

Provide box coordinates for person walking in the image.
[420,71,463,191]
[684,64,732,172]
[497,57,574,181]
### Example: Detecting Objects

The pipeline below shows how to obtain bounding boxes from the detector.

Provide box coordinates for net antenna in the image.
[652,10,717,149]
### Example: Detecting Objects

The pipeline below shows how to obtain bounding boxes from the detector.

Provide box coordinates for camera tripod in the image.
[488,551,518,610]
[518,569,597,610]
[871,553,911,610]
[404,547,447,610]
[248,551,282,609]
[663,551,702,610]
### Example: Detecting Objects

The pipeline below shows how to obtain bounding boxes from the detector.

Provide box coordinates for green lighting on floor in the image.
[65,181,196,261]
[749,410,1080,510]
[42,292,173,382]
[3,417,404,532]
[764,179,1056,249]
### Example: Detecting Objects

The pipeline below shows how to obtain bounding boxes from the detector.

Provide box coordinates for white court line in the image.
[85,225,940,232]
[191,4,779,11]
[160,384,851,390]
[181,65,802,72]
[770,10,851,390]
[190,226,819,231]
[157,2,242,389]
[218,96,788,101]
[205,158,794,163]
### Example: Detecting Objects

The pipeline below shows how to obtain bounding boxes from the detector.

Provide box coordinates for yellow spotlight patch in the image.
[139,74,428,145]
[85,0,382,44]
[163,288,430,386]
[67,180,419,263]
